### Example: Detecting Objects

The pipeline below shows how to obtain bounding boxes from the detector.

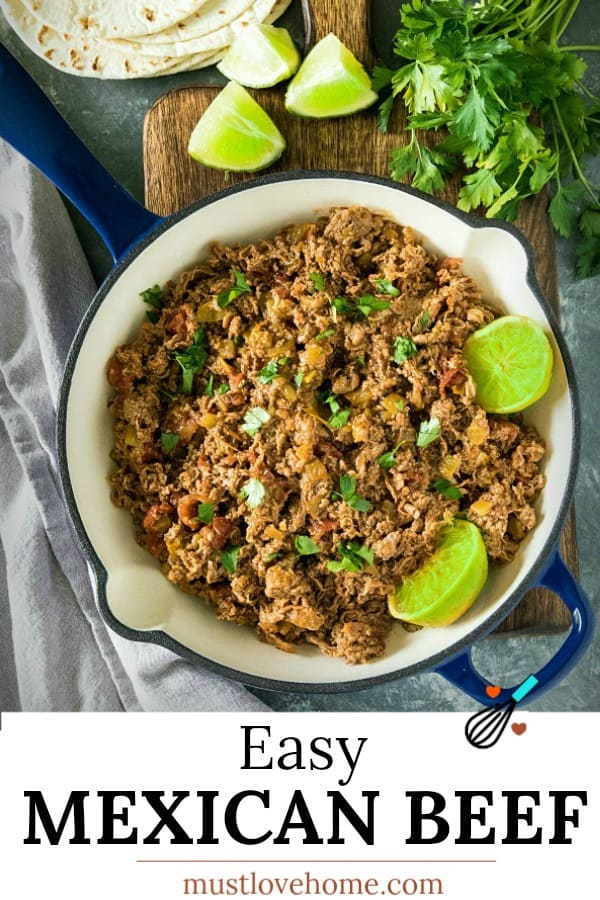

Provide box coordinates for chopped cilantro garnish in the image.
[378,448,398,469]
[220,545,241,574]
[329,409,350,429]
[173,329,208,394]
[295,535,321,556]
[160,432,179,452]
[239,478,266,509]
[356,354,366,368]
[293,372,305,388]
[217,382,230,394]
[433,478,462,500]
[267,552,282,562]
[309,272,327,292]
[333,474,371,513]
[417,417,441,448]
[259,360,280,384]
[417,310,431,330]
[315,329,335,342]
[217,268,250,309]
[327,541,374,574]
[196,502,215,525]
[374,278,400,296]
[318,388,350,430]
[204,374,215,397]
[393,336,418,365]
[279,357,289,366]
[332,294,391,321]
[140,284,163,323]
[241,407,271,437]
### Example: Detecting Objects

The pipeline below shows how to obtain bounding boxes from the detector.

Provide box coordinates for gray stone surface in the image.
[1,1,598,711]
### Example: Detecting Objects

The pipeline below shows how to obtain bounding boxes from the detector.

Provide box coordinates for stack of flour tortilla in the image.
[0,0,293,78]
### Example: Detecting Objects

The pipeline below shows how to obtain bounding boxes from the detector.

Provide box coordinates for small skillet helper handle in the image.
[0,45,161,262]
[304,0,373,63]
[435,549,594,706]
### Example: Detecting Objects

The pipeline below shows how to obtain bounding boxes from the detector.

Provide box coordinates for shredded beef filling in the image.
[107,207,546,664]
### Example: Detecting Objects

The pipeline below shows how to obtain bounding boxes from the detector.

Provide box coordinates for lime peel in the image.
[285,33,378,119]
[187,80,285,173]
[388,520,488,627]
[464,315,553,414]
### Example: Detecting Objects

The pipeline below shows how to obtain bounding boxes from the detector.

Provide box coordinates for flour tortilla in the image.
[18,0,210,39]
[105,0,283,59]
[0,0,221,77]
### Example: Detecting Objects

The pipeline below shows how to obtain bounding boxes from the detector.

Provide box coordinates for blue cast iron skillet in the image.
[0,44,593,705]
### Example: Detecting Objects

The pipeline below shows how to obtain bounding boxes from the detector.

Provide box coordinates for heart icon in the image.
[486,684,501,699]
[511,722,527,736]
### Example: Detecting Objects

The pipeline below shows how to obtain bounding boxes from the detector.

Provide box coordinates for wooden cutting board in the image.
[143,0,577,634]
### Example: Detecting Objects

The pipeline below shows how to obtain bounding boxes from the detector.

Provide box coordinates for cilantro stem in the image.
[551,98,599,205]
[554,0,582,41]
[561,45,600,52]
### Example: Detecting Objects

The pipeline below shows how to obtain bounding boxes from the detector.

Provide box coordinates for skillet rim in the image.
[56,170,581,694]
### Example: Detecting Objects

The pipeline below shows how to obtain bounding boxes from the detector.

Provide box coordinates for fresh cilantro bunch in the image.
[375,0,600,277]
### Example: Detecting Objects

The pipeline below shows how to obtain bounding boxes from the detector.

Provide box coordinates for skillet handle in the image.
[0,44,161,261]
[436,549,594,706]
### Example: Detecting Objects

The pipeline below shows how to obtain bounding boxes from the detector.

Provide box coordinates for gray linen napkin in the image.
[0,141,268,712]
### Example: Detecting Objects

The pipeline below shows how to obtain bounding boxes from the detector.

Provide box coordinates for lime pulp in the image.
[217,24,300,88]
[388,520,488,627]
[187,80,286,172]
[464,315,553,414]
[285,33,378,118]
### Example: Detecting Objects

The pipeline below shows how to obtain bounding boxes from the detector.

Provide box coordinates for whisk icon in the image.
[465,674,539,749]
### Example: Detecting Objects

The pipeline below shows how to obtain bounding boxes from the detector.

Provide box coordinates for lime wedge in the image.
[187,81,285,172]
[285,33,378,118]
[389,520,488,627]
[217,24,300,88]
[464,315,553,414]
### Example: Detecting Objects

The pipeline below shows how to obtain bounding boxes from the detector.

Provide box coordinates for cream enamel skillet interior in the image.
[0,45,593,705]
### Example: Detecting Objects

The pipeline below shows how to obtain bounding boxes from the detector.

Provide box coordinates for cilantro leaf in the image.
[333,474,371,513]
[417,417,441,448]
[331,294,391,321]
[217,268,250,309]
[160,432,179,452]
[204,374,215,397]
[239,478,265,510]
[393,336,418,364]
[295,535,321,556]
[241,407,271,437]
[315,329,335,342]
[432,478,462,500]
[374,278,400,296]
[220,545,241,574]
[217,382,230,394]
[318,388,350,429]
[293,372,305,388]
[378,449,398,469]
[173,329,208,394]
[454,82,498,152]
[327,541,374,574]
[309,272,327,292]
[328,409,350,429]
[457,168,502,212]
[141,284,163,323]
[196,502,215,525]
[259,360,280,384]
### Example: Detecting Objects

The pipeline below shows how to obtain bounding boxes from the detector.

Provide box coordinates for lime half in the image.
[388,520,488,627]
[217,24,300,88]
[187,81,286,172]
[464,315,553,414]
[285,33,378,118]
